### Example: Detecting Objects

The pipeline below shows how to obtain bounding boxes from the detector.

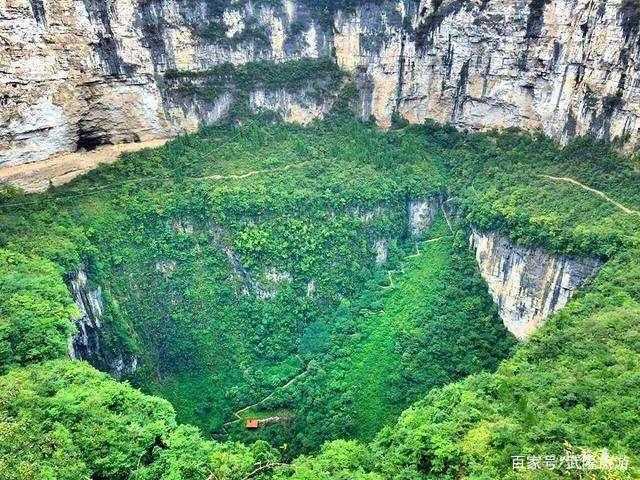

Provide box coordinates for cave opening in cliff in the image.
[77,125,112,152]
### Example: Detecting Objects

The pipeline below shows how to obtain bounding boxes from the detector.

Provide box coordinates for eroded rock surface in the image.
[3,0,640,169]
[408,196,440,237]
[470,230,602,339]
[67,266,137,377]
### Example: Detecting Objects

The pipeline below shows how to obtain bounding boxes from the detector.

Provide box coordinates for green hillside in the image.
[1,116,639,479]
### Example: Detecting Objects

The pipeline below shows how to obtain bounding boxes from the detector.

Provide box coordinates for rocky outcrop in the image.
[369,196,439,265]
[3,0,640,169]
[249,87,333,124]
[342,0,640,150]
[408,196,440,237]
[208,222,292,299]
[0,0,334,166]
[470,230,602,339]
[67,268,103,361]
[67,266,137,377]
[374,238,389,265]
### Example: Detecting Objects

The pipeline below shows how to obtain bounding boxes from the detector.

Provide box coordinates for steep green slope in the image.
[280,216,513,447]
[369,250,640,479]
[0,360,176,480]
[227,216,512,451]
[0,117,509,456]
[346,219,456,437]
[278,126,640,479]
[0,250,77,372]
[0,359,283,480]
[1,117,639,479]
[336,217,501,439]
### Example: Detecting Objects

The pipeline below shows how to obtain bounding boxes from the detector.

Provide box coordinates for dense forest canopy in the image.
[1,114,639,479]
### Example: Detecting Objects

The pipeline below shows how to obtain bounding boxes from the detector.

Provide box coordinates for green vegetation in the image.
[0,250,77,373]
[280,216,513,448]
[0,359,281,480]
[0,359,174,479]
[431,126,640,257]
[1,113,639,479]
[0,117,466,445]
[343,218,509,439]
[368,248,640,479]
[165,58,345,117]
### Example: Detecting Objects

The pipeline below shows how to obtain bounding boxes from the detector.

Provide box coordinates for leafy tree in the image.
[274,440,382,480]
[133,426,280,480]
[0,360,175,479]
[0,249,77,372]
[1,116,639,478]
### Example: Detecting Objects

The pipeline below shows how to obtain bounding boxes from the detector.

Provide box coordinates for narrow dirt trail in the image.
[190,160,310,182]
[223,365,310,427]
[0,160,313,210]
[539,175,640,216]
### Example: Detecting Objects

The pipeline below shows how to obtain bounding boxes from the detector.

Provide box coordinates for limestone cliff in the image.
[470,230,602,339]
[0,0,333,166]
[3,0,640,168]
[343,0,640,148]
[67,266,137,377]
[408,196,440,236]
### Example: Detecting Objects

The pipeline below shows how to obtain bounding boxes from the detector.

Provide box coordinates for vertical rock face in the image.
[1,0,172,166]
[0,0,333,166]
[3,0,640,168]
[374,238,389,265]
[470,230,602,339]
[68,268,104,361]
[408,197,440,237]
[249,88,332,125]
[67,266,137,377]
[346,0,640,150]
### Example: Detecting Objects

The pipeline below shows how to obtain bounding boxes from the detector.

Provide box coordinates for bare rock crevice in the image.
[66,266,138,378]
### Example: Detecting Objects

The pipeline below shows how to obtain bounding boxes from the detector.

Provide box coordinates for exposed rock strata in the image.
[374,238,389,265]
[0,0,333,167]
[393,0,640,149]
[67,266,137,377]
[3,0,640,169]
[408,196,440,237]
[470,230,602,339]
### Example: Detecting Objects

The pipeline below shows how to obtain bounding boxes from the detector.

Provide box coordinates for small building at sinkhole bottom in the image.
[245,419,260,429]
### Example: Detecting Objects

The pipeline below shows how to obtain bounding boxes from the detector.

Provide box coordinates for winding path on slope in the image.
[539,175,640,216]
[0,118,305,198]
[0,160,313,210]
[223,363,310,428]
[188,160,311,182]
[223,234,453,426]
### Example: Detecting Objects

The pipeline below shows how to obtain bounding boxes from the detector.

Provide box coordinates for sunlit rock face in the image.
[408,197,440,237]
[374,238,389,265]
[346,0,640,151]
[3,0,640,166]
[470,230,602,340]
[0,0,333,166]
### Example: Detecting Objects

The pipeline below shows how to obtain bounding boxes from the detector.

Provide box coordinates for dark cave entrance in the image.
[76,125,113,152]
